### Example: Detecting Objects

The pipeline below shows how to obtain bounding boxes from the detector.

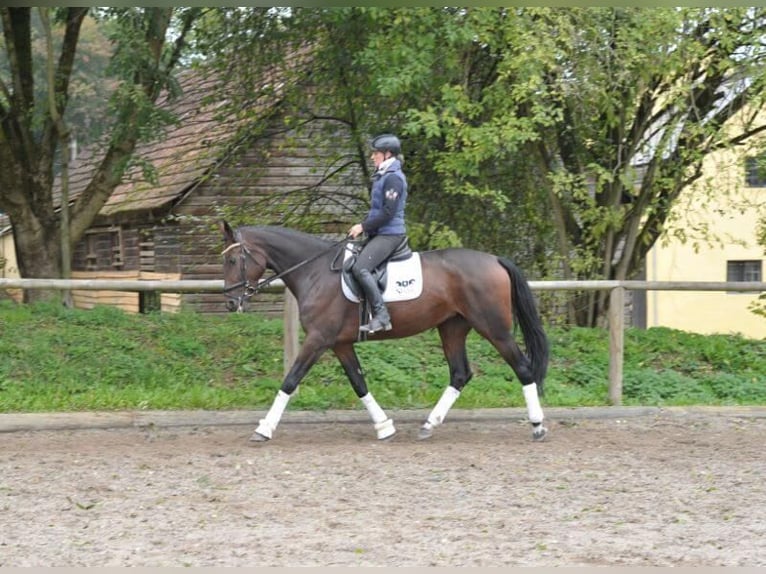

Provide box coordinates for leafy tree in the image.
[207,7,766,326]
[29,12,114,149]
[370,8,766,325]
[529,8,766,324]
[196,7,555,261]
[191,8,418,233]
[0,7,202,302]
[70,7,762,326]
[750,212,766,320]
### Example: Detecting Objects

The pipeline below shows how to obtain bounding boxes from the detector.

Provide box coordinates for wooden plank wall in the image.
[71,270,181,314]
[140,271,183,312]
[71,270,140,312]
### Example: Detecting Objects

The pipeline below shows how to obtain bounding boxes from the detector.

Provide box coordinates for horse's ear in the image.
[220,220,235,245]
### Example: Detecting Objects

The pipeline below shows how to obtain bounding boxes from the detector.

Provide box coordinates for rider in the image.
[347,133,408,333]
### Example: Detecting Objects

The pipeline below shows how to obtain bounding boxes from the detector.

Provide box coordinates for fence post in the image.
[608,286,625,405]
[283,288,300,379]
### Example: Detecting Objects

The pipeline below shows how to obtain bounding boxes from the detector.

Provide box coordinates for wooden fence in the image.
[2,277,764,405]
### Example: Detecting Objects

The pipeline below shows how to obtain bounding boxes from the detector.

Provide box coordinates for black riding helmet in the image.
[370,133,402,156]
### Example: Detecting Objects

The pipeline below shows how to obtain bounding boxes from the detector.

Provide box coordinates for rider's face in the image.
[371,150,387,168]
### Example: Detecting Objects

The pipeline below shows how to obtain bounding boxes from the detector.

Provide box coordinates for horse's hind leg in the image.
[419,316,473,440]
[484,331,547,441]
[333,343,395,440]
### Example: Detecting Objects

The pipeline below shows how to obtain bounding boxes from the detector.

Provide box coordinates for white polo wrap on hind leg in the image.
[256,390,291,439]
[424,385,461,429]
[523,382,544,424]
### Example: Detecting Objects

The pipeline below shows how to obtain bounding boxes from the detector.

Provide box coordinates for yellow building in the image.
[645,139,766,339]
[0,219,19,280]
[1,218,22,302]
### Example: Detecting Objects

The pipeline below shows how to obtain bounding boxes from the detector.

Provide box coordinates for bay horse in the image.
[220,221,549,443]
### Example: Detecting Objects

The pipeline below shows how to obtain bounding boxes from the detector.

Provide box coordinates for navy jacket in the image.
[362,158,407,236]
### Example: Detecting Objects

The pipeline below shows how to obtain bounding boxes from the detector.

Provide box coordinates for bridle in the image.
[221,241,266,312]
[222,235,360,312]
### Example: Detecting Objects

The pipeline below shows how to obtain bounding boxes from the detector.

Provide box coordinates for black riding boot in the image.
[356,269,392,333]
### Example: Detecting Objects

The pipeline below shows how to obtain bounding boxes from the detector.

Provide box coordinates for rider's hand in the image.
[348,223,364,239]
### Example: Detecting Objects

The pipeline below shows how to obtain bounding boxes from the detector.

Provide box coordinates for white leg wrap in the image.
[361,393,387,424]
[361,393,395,439]
[425,385,461,428]
[523,383,544,424]
[255,390,291,439]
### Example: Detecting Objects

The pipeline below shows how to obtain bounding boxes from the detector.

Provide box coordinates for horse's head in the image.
[220,221,267,313]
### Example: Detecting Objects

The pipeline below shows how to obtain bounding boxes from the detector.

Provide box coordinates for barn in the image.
[64,70,367,315]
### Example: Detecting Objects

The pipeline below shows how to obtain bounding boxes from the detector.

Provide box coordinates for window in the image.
[727,260,762,282]
[745,155,766,187]
[85,234,98,270]
[83,226,123,270]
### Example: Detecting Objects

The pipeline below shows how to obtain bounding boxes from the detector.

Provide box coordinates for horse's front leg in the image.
[252,334,329,442]
[333,343,395,440]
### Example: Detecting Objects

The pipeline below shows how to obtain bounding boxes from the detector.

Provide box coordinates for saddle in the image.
[340,237,423,303]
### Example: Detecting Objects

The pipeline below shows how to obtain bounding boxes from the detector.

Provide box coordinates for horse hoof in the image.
[379,430,397,441]
[532,424,548,442]
[374,418,396,440]
[250,431,270,442]
[418,425,433,440]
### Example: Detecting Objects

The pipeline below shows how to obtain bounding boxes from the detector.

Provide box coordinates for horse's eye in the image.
[227,256,237,266]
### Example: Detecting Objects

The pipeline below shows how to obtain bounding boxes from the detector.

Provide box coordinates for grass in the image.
[0,300,764,412]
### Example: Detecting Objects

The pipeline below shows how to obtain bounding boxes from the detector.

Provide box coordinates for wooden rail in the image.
[2,277,764,404]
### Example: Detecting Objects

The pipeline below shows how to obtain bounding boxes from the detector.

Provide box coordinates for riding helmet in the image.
[370,133,402,156]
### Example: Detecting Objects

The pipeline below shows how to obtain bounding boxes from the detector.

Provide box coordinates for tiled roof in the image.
[62,69,258,216]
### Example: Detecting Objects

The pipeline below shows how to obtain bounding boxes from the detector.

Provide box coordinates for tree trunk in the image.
[1,7,202,306]
[11,213,62,303]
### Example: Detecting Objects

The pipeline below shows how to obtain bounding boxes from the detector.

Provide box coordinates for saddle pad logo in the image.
[342,252,423,303]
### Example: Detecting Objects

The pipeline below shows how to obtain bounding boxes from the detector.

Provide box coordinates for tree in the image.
[27,11,115,150]
[196,8,556,257]
[366,8,766,325]
[0,7,202,302]
[174,8,766,326]
[192,8,425,232]
[338,8,766,325]
[530,8,766,324]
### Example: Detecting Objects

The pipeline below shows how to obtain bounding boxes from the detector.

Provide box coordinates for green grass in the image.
[0,300,764,412]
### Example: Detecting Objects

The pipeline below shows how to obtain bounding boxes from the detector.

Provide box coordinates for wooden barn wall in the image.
[70,270,181,314]
[70,116,366,316]
[71,222,183,314]
[174,116,366,317]
[177,119,366,229]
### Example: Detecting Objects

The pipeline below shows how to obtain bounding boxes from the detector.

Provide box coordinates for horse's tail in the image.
[498,257,549,395]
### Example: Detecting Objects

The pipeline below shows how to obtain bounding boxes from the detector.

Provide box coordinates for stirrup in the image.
[360,316,392,333]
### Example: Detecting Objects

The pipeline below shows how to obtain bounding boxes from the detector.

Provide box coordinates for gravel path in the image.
[1,409,764,566]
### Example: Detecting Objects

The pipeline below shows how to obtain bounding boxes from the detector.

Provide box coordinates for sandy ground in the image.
[1,409,765,566]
